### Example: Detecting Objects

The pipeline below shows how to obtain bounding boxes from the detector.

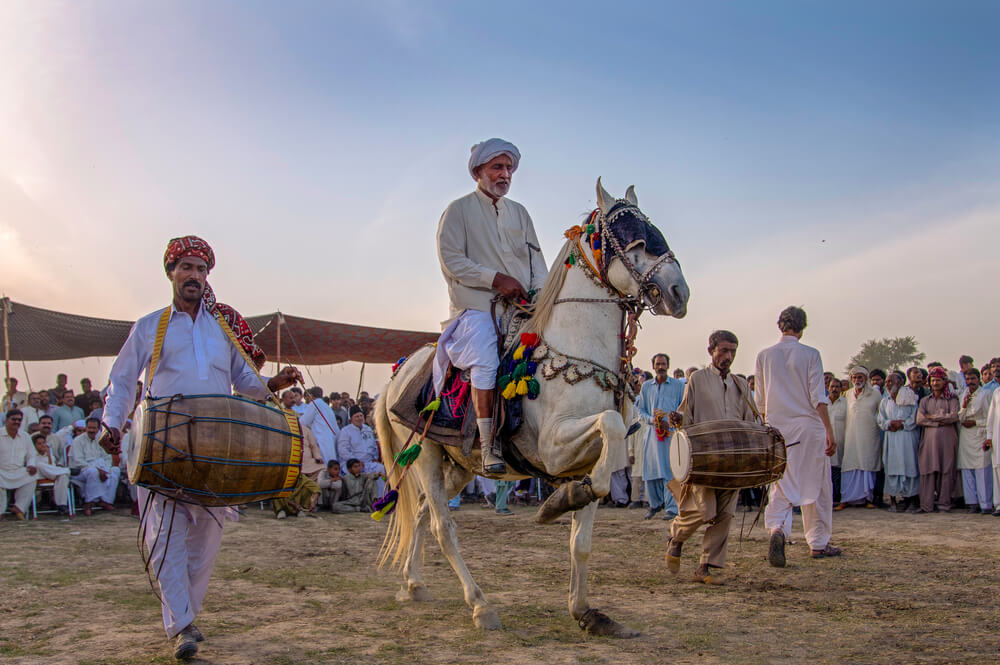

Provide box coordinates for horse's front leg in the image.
[537,410,626,523]
[570,502,640,637]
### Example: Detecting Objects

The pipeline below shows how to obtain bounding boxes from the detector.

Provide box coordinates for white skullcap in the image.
[468,138,520,180]
[74,419,86,428]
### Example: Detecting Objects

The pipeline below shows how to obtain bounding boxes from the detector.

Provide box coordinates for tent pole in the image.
[21,360,31,392]
[356,362,365,401]
[276,312,282,370]
[2,297,9,387]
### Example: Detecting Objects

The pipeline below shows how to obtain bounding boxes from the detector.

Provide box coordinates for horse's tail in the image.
[375,390,419,570]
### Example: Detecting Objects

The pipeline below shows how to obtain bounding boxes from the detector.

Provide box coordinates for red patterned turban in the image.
[162,236,266,369]
[164,235,215,271]
[927,366,953,398]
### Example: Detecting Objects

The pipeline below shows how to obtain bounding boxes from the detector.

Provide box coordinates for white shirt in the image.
[755,335,830,506]
[336,423,378,466]
[69,432,113,471]
[104,302,271,430]
[18,406,43,435]
[0,429,35,488]
[299,400,340,464]
[988,387,1000,467]
[436,189,548,322]
[958,386,991,469]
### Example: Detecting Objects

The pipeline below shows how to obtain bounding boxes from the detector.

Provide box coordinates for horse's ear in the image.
[624,185,638,206]
[596,177,615,215]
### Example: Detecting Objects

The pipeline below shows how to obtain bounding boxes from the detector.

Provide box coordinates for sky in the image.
[2,1,999,395]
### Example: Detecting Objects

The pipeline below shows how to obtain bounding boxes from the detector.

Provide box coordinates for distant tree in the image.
[845,336,925,375]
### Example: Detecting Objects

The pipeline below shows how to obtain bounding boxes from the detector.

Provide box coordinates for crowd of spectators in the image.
[4,355,998,521]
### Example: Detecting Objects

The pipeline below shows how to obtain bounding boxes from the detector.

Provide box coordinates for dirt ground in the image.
[1,500,997,665]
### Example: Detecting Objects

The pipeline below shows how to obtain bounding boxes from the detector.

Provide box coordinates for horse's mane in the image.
[521,239,575,337]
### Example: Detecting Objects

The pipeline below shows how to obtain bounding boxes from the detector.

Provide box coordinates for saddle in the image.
[386,310,549,479]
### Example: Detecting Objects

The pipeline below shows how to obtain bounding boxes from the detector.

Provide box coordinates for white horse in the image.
[375,179,690,637]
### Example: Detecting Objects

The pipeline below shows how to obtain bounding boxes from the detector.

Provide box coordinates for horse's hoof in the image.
[535,481,596,524]
[473,607,501,631]
[578,609,640,638]
[396,584,433,602]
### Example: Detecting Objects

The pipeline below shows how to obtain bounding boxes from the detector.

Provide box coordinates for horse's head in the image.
[594,178,689,318]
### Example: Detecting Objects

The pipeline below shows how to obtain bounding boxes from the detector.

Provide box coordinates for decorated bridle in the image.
[556,199,679,407]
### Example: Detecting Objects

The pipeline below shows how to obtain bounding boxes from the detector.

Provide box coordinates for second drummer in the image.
[101,236,302,661]
[665,330,755,585]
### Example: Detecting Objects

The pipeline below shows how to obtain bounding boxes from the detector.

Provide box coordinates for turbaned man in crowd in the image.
[101,236,301,661]
[666,330,756,584]
[432,139,547,474]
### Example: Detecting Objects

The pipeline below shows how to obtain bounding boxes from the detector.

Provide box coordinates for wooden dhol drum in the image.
[129,393,302,506]
[669,419,786,490]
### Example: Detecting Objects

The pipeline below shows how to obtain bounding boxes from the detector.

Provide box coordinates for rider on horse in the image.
[432,138,548,475]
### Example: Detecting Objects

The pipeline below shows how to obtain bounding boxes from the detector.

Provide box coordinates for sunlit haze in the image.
[2,2,998,395]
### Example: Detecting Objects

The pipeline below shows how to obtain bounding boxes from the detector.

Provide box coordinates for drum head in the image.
[127,400,148,485]
[669,429,691,482]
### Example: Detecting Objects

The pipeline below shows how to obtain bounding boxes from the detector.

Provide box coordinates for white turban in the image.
[850,366,869,377]
[468,138,520,180]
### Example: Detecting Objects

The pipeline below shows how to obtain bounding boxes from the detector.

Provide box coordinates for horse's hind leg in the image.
[396,495,433,602]
[417,446,501,630]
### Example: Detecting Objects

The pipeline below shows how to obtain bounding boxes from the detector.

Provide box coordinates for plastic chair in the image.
[30,477,76,519]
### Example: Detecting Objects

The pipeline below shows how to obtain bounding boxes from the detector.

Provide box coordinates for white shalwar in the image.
[958,386,993,510]
[988,386,1000,511]
[755,336,833,550]
[103,302,272,638]
[840,385,883,503]
[69,433,120,504]
[299,399,340,464]
[0,430,37,514]
[432,188,547,395]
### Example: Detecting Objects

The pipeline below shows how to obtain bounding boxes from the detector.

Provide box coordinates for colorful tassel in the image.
[502,381,518,400]
[516,378,530,396]
[527,376,540,396]
[394,442,422,467]
[421,398,441,413]
[513,345,525,361]
[521,333,540,347]
[586,223,595,234]
[371,488,399,521]
[568,253,576,265]
[498,374,512,390]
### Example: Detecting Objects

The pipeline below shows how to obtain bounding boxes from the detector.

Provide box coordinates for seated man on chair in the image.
[30,432,71,516]
[433,138,547,474]
[69,417,120,516]
[0,409,37,521]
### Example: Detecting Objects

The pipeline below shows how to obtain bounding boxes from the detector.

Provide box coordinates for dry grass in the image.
[1,502,996,664]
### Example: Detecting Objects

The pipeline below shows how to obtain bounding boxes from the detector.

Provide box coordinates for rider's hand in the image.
[492,273,528,301]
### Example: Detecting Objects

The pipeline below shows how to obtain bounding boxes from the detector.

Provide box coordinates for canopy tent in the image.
[1,299,438,366]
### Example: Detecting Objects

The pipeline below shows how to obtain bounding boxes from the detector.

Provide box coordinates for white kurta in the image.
[336,424,383,473]
[828,397,847,467]
[0,429,38,514]
[436,188,548,322]
[30,448,70,507]
[17,406,42,435]
[842,387,882,471]
[69,432,120,504]
[103,301,272,638]
[957,387,991,470]
[299,400,340,464]
[755,336,830,507]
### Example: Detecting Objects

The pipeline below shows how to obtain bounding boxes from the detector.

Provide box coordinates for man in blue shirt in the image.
[635,353,684,519]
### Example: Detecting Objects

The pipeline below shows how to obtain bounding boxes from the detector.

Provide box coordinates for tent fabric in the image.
[2,300,438,365]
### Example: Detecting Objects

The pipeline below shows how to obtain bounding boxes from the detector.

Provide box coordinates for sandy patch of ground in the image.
[2,502,997,664]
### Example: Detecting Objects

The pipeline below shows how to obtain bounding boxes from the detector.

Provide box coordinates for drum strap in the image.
[146,304,279,404]
[733,376,763,424]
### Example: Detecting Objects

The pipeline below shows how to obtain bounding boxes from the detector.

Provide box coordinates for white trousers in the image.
[433,310,499,393]
[1,480,37,513]
[961,467,993,510]
[609,469,630,504]
[74,466,120,503]
[139,488,226,637]
[39,473,70,507]
[765,458,834,550]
